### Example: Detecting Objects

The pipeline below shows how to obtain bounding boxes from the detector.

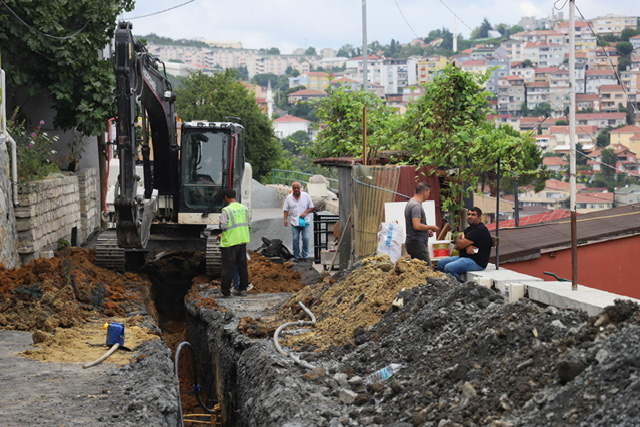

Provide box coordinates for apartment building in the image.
[525,81,551,110]
[575,112,627,129]
[556,20,598,52]
[518,179,583,210]
[576,93,600,111]
[524,41,567,67]
[585,69,618,94]
[599,84,628,112]
[417,55,448,84]
[590,15,639,37]
[288,72,332,91]
[497,75,525,115]
[610,125,640,157]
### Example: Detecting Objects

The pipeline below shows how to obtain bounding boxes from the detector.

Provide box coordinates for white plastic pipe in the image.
[1,69,19,206]
[82,343,120,369]
[273,301,316,370]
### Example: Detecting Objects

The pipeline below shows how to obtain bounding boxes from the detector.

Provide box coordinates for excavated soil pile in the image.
[0,247,152,330]
[239,256,445,350]
[239,257,640,426]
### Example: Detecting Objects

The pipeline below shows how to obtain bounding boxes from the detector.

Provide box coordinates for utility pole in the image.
[569,0,578,290]
[362,0,368,90]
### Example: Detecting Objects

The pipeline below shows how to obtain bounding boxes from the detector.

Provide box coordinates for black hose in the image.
[174,341,217,427]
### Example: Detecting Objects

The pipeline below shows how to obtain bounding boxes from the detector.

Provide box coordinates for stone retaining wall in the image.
[15,168,99,265]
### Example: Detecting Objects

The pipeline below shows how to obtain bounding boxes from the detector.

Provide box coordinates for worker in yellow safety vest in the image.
[218,188,250,297]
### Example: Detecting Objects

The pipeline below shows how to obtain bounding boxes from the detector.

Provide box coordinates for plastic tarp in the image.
[376,222,405,263]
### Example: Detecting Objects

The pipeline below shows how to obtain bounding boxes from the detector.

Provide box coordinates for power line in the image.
[121,0,196,20]
[0,0,90,40]
[573,3,639,117]
[393,0,419,41]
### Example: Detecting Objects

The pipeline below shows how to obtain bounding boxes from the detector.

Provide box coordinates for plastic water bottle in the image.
[363,363,404,385]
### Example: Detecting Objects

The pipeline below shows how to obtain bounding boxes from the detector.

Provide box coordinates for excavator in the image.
[96,21,252,275]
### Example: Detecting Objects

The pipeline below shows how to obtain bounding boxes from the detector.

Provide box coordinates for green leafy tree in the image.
[401,63,542,227]
[234,66,249,81]
[260,47,281,55]
[309,87,400,159]
[597,128,611,148]
[531,102,552,117]
[0,0,135,135]
[600,148,618,179]
[616,41,634,56]
[289,101,316,122]
[621,27,640,41]
[175,70,282,180]
[471,18,492,39]
[337,44,357,58]
[304,46,317,56]
[251,73,279,88]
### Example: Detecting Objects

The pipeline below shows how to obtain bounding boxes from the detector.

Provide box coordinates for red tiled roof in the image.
[288,89,326,96]
[274,115,309,123]
[575,112,626,120]
[543,157,568,166]
[611,125,640,134]
[486,209,573,230]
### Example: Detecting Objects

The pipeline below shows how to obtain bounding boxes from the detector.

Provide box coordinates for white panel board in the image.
[384,201,436,231]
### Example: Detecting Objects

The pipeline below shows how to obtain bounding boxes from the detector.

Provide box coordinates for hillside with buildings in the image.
[146,12,640,218]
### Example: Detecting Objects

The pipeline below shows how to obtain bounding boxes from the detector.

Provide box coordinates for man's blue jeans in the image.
[437,256,483,282]
[292,225,310,259]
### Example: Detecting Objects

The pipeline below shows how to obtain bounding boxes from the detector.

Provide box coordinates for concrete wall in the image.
[0,134,20,269]
[15,168,99,265]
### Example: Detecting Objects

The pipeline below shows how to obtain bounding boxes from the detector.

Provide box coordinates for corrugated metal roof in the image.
[492,204,640,263]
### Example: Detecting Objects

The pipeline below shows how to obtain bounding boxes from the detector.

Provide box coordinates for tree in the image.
[175,70,282,180]
[531,102,552,117]
[0,0,135,135]
[337,44,357,58]
[260,47,281,55]
[309,87,401,160]
[600,148,618,179]
[471,18,492,39]
[304,46,317,56]
[597,129,611,148]
[616,41,634,56]
[251,73,279,88]
[401,63,542,226]
[234,66,249,81]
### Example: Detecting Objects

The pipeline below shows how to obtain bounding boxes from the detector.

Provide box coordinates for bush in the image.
[8,115,61,182]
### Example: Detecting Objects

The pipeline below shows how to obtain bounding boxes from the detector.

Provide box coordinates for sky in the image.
[119,0,638,53]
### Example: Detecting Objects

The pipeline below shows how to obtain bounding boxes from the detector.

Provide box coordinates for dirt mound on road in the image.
[0,248,152,332]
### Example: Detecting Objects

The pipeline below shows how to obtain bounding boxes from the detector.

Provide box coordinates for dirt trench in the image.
[2,248,640,427]
[0,247,314,426]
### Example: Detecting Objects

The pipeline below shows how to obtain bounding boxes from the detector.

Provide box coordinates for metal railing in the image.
[270,169,338,193]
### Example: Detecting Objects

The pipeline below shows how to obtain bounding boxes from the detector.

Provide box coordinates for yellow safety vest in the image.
[220,202,250,248]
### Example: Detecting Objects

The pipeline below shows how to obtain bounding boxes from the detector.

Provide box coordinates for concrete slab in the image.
[466,264,542,293]
[216,292,293,318]
[521,281,640,316]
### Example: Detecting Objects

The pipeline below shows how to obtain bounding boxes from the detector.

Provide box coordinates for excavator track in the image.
[205,235,222,277]
[96,230,126,272]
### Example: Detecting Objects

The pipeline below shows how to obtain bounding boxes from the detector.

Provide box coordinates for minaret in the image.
[267,80,273,118]
[453,18,458,53]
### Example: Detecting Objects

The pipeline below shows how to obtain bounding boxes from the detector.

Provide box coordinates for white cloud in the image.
[520,2,542,17]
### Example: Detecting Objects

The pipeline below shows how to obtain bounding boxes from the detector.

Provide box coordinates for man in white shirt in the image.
[283,181,315,261]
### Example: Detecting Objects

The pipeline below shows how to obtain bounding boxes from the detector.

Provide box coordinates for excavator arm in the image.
[112,21,179,249]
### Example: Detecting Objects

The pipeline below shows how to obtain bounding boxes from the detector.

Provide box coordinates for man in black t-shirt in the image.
[437,207,492,282]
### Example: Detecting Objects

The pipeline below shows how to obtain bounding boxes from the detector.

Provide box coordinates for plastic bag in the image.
[376,222,405,263]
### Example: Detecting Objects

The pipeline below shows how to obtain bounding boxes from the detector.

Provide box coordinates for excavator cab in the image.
[178,121,246,220]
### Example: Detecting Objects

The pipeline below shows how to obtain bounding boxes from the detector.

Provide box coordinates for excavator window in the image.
[182,130,226,210]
